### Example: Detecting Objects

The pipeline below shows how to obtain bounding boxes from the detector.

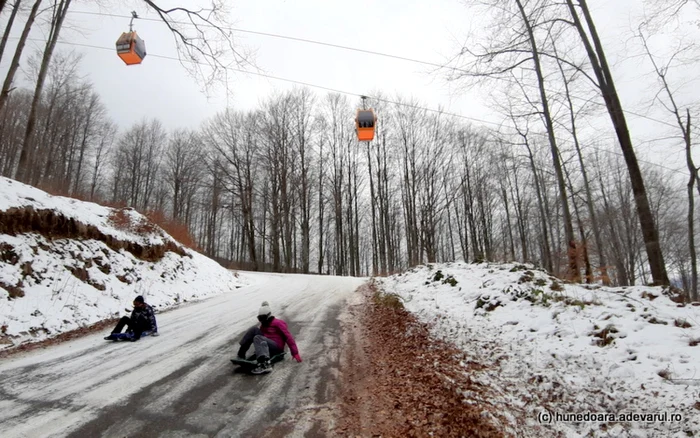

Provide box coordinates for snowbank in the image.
[0,177,168,247]
[0,177,247,349]
[377,262,700,437]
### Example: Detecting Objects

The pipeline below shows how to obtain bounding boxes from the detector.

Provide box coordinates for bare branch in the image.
[141,0,256,91]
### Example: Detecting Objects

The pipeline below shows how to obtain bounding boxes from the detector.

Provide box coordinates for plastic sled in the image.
[105,330,157,342]
[230,352,286,374]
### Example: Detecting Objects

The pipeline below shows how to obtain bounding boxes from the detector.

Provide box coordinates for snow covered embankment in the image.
[377,262,700,437]
[0,177,246,350]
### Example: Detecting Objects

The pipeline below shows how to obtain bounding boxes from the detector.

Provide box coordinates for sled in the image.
[230,352,286,374]
[104,330,157,341]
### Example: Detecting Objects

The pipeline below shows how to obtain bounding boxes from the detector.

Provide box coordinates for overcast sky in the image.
[2,0,700,177]
[51,0,478,130]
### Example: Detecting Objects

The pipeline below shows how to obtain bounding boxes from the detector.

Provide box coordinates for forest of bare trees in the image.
[1,0,699,301]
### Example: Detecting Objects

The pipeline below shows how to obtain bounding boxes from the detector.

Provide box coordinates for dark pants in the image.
[112,316,148,340]
[238,326,283,361]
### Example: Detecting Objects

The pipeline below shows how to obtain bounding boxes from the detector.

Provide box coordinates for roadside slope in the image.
[0,176,245,349]
[376,262,700,437]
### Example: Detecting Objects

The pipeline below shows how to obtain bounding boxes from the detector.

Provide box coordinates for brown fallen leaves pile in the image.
[334,283,511,437]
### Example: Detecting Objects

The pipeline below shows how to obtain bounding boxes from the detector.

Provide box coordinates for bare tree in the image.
[112,119,166,210]
[0,0,42,114]
[15,0,72,182]
[164,129,204,221]
[316,119,328,274]
[419,111,451,263]
[550,35,609,284]
[141,0,255,88]
[90,121,116,200]
[289,88,315,273]
[564,0,670,285]
[0,91,30,176]
[319,93,353,275]
[0,0,22,65]
[203,110,262,270]
[393,96,426,266]
[643,0,700,30]
[71,89,104,195]
[31,49,85,187]
[514,0,579,280]
[638,27,697,298]
[450,0,578,277]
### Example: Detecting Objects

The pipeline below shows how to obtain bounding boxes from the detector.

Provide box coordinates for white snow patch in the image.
[377,262,700,437]
[0,177,247,348]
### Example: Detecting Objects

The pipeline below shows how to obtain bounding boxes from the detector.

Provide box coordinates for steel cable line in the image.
[9,36,690,176]
[69,10,451,71]
[14,37,504,126]
[70,9,682,131]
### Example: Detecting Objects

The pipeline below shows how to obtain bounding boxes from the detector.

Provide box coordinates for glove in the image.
[293,354,302,363]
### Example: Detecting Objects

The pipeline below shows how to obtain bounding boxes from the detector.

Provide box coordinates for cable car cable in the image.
[18,37,502,126]
[9,36,689,177]
[69,10,455,72]
[69,9,684,131]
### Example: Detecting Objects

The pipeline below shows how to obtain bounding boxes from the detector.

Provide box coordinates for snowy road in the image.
[0,272,366,438]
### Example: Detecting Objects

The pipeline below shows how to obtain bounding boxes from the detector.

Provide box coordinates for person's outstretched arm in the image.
[277,319,301,362]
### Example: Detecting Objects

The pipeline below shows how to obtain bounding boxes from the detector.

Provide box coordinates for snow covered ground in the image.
[376,262,700,437]
[0,271,366,437]
[0,177,246,349]
[0,178,367,437]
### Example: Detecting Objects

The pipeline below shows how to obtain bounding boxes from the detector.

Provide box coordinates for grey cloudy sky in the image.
[53,0,477,130]
[2,0,700,175]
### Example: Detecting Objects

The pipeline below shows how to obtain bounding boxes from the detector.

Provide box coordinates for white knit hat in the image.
[258,301,271,316]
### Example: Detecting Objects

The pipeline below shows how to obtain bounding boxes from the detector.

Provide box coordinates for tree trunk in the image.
[641,30,697,296]
[73,94,98,195]
[443,172,456,261]
[90,125,112,200]
[367,141,379,275]
[0,0,42,114]
[683,110,697,300]
[516,0,579,281]
[566,0,669,285]
[243,139,258,271]
[380,133,395,272]
[521,134,552,272]
[353,161,361,275]
[509,162,528,262]
[597,161,629,286]
[317,139,325,274]
[562,153,593,283]
[552,37,610,285]
[501,179,516,261]
[16,0,73,182]
[0,0,21,65]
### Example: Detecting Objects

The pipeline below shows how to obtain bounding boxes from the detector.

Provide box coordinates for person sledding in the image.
[104,295,158,341]
[236,301,302,374]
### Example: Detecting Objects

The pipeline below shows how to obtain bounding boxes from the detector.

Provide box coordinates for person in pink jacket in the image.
[236,301,302,374]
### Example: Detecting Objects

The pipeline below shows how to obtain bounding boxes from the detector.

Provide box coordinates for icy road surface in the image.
[0,272,366,437]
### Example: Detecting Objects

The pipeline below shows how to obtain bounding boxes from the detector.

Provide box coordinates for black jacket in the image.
[131,304,158,332]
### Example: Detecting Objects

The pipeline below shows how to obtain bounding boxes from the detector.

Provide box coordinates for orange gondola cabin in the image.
[116,31,146,65]
[356,109,377,142]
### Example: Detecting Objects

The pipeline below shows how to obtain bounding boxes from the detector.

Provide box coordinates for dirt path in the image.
[332,283,508,437]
